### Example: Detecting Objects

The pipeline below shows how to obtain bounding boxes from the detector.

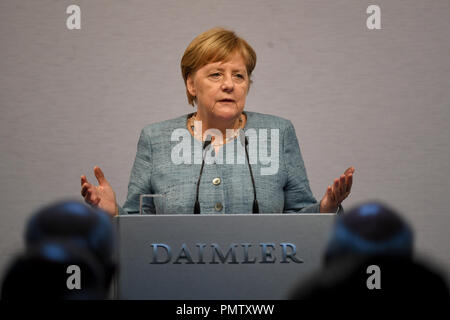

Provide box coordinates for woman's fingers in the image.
[327,186,335,203]
[81,170,108,207]
[332,177,346,204]
[344,166,354,176]
[339,175,346,196]
[346,173,353,193]
[333,179,340,200]
[326,167,354,208]
[343,166,354,194]
[81,175,89,187]
[81,182,90,197]
[331,180,338,205]
[81,182,99,205]
[81,176,97,199]
[94,166,109,186]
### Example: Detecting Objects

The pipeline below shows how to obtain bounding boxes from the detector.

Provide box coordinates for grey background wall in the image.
[1,1,449,283]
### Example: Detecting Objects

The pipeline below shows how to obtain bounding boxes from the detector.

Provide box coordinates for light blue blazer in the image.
[118,111,324,215]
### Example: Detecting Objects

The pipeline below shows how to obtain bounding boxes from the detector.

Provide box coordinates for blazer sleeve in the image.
[118,128,153,215]
[282,121,321,213]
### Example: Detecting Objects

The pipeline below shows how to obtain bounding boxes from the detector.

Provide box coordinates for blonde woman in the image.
[81,28,354,216]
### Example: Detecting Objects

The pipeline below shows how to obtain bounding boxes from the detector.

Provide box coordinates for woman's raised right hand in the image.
[81,166,118,217]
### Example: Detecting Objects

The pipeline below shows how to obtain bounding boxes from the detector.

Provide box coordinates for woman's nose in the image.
[221,74,234,91]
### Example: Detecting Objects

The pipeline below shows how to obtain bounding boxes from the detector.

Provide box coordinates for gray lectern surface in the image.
[114,214,336,300]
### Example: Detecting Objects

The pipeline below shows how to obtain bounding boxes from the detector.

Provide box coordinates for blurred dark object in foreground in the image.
[1,200,116,300]
[1,241,106,299]
[290,201,450,299]
[25,200,115,272]
[291,254,450,299]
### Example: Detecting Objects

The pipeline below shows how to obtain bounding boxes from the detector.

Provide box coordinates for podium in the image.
[113,214,337,300]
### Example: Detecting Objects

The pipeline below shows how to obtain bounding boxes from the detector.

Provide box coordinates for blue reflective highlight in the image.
[325,219,413,257]
[61,202,90,216]
[42,244,69,262]
[358,203,381,216]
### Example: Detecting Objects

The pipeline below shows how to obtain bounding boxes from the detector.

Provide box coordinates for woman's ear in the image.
[186,74,196,97]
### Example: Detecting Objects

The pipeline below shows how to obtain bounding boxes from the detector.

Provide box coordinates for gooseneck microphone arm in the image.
[193,132,260,214]
[243,136,260,214]
[194,137,212,214]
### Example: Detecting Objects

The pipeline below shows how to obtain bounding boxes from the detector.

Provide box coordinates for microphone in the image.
[194,135,212,214]
[193,131,260,214]
[239,131,259,214]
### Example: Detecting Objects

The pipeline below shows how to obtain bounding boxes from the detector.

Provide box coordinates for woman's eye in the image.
[209,73,221,78]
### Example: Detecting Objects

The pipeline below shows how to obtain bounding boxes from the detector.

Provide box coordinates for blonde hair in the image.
[181,27,257,106]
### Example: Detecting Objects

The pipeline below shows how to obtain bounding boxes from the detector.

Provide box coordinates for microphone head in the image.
[238,130,248,147]
[203,134,212,149]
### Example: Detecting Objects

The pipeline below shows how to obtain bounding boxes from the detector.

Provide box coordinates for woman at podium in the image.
[80,28,354,216]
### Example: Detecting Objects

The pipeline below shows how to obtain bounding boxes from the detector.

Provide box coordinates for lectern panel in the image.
[114,214,336,299]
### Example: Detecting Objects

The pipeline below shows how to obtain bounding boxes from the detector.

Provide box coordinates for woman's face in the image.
[187,52,249,122]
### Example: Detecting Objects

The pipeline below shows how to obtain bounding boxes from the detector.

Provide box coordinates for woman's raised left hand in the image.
[319,167,355,213]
